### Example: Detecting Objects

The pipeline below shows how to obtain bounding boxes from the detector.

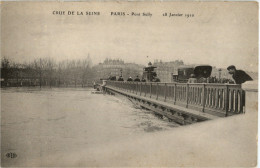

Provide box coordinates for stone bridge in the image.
[104,81,245,125]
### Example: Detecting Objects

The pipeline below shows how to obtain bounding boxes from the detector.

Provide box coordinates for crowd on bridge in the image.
[188,65,253,85]
[106,65,253,85]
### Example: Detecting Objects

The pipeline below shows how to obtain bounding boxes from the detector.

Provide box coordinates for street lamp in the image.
[218,69,222,79]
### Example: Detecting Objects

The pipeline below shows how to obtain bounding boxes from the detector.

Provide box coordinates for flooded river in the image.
[1,87,178,166]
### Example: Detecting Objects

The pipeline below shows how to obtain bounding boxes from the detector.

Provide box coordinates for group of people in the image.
[188,65,253,84]
[117,75,161,82]
[108,65,253,85]
[126,76,146,82]
[188,75,234,84]
[108,75,143,82]
[109,75,161,82]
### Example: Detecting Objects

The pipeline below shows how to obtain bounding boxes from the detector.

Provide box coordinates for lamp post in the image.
[218,69,222,79]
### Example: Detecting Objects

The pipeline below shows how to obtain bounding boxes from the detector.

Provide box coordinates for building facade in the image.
[93,58,143,80]
[153,60,184,82]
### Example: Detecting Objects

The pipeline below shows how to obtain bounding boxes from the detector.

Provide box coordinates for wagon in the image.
[175,65,212,83]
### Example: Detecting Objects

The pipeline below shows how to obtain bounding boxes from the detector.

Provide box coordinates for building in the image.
[93,58,143,80]
[153,60,184,82]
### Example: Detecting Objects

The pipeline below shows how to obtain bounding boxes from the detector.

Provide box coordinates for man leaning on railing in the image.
[227,65,253,110]
[227,65,253,84]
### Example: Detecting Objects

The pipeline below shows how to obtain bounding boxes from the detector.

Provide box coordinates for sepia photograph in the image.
[0,1,258,167]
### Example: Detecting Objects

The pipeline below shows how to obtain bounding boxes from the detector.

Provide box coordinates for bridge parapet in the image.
[242,80,258,114]
[106,81,245,117]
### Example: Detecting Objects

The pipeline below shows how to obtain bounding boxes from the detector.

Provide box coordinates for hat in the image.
[227,65,236,70]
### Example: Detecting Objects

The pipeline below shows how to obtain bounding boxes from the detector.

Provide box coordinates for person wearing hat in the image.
[127,76,133,82]
[134,75,141,82]
[141,77,146,82]
[227,65,253,84]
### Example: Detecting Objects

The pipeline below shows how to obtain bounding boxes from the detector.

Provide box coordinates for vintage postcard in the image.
[0,1,258,167]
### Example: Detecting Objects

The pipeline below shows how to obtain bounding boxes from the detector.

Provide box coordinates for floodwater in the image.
[1,87,178,166]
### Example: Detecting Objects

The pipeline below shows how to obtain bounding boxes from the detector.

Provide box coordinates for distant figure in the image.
[153,78,160,82]
[141,77,146,82]
[101,80,107,93]
[108,76,116,81]
[188,74,197,83]
[118,76,124,81]
[198,77,207,83]
[227,65,253,84]
[209,76,217,83]
[134,75,141,82]
[127,76,133,82]
[93,81,97,89]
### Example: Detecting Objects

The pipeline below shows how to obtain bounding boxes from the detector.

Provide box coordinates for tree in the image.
[46,58,56,87]
[1,57,11,86]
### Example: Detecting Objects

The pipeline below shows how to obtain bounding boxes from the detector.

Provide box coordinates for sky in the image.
[1,1,258,72]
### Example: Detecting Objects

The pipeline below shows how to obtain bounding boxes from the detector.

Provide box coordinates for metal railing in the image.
[106,81,245,117]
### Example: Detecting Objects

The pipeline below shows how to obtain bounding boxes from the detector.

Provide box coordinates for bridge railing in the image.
[106,81,245,117]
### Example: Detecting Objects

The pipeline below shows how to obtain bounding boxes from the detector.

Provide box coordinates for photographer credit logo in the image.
[6,152,17,159]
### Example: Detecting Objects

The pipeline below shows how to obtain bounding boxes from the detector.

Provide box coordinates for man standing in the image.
[134,75,141,82]
[227,65,253,84]
[127,76,133,82]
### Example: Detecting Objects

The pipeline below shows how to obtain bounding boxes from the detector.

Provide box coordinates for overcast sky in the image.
[1,2,258,72]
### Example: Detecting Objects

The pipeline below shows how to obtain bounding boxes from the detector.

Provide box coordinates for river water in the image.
[1,87,178,166]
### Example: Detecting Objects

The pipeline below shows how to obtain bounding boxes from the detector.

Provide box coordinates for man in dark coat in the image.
[118,76,124,81]
[134,75,141,82]
[127,76,133,82]
[227,65,253,84]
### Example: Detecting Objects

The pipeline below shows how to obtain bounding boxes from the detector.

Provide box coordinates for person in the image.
[153,77,160,82]
[127,76,133,82]
[197,77,207,83]
[108,75,116,81]
[118,76,124,81]
[134,75,141,82]
[110,76,116,81]
[187,74,197,83]
[93,81,96,89]
[101,80,107,93]
[227,65,253,84]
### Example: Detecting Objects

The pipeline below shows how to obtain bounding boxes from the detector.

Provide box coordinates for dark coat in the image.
[134,78,140,82]
[232,70,253,84]
[118,77,124,81]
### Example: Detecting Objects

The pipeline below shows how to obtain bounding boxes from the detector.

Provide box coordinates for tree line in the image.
[1,56,95,88]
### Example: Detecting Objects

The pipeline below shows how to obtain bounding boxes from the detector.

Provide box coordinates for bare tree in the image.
[1,57,11,86]
[33,58,48,88]
[46,58,56,88]
[1,56,96,88]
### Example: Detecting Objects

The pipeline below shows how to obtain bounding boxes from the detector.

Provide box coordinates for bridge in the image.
[103,81,245,125]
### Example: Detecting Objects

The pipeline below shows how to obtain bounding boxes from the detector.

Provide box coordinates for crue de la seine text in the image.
[52,11,195,18]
